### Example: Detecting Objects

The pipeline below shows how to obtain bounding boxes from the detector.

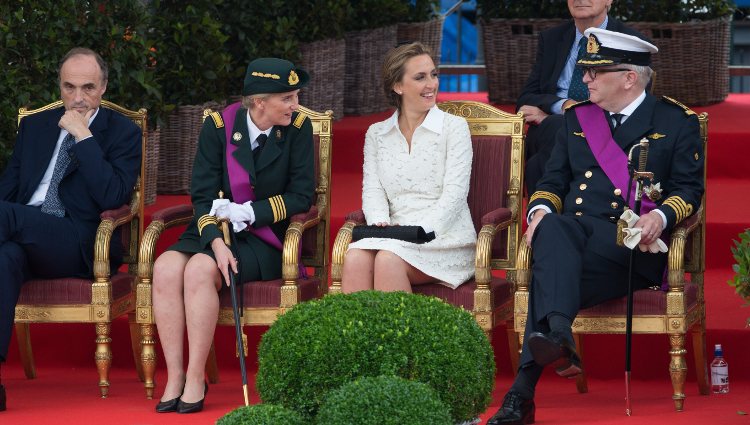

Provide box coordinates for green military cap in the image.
[242,58,309,95]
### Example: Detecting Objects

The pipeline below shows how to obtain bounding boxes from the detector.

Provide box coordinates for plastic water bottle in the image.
[710,344,729,394]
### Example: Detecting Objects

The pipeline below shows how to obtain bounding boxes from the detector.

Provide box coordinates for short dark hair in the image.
[382,42,434,111]
[58,47,109,84]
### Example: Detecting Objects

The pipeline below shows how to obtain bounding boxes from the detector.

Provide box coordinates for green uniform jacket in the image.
[170,106,315,281]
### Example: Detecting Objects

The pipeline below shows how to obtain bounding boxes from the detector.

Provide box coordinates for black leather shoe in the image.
[527,330,582,378]
[155,383,185,413]
[177,382,208,414]
[486,390,535,425]
[0,384,6,412]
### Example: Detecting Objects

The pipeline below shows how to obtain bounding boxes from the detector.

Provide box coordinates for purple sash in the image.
[575,103,656,214]
[223,102,283,251]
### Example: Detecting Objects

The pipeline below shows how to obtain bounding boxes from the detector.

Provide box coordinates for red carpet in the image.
[3,93,750,423]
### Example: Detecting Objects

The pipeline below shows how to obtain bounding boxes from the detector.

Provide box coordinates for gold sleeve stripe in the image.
[663,196,694,223]
[269,195,287,223]
[197,214,218,235]
[293,112,307,129]
[210,111,224,128]
[530,191,562,213]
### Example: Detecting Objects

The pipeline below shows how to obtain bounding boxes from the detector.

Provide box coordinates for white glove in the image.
[211,200,255,232]
[619,210,668,253]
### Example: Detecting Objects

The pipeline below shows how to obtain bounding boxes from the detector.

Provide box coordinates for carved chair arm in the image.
[515,234,533,292]
[93,203,137,281]
[475,207,514,289]
[281,206,321,283]
[667,204,704,290]
[330,210,366,291]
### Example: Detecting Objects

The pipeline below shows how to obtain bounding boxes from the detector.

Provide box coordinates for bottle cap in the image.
[714,344,723,356]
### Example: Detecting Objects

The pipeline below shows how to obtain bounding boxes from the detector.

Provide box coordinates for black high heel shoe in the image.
[155,385,184,413]
[177,382,208,414]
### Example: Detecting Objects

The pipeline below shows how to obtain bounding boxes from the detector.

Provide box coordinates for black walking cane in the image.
[218,191,250,407]
[622,138,652,416]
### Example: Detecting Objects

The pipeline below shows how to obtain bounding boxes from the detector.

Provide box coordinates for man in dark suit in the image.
[488,29,704,425]
[520,0,645,194]
[0,48,141,411]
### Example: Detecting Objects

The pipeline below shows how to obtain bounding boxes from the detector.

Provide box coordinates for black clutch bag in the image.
[351,225,436,244]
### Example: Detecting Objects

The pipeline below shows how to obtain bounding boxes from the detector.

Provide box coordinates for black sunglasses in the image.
[582,67,631,80]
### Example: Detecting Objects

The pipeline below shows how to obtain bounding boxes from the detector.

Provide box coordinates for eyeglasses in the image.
[582,67,630,80]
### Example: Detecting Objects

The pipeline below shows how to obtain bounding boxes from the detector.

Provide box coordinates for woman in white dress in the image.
[341,42,476,293]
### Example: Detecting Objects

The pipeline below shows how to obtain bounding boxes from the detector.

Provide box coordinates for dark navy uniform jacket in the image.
[528,94,704,283]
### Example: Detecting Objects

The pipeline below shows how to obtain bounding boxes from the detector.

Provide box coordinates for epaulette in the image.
[662,96,695,116]
[293,112,307,129]
[210,111,224,128]
[564,99,591,111]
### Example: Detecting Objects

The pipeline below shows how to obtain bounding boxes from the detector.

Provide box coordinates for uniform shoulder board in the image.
[662,96,695,116]
[293,112,307,129]
[210,111,224,128]
[565,100,591,111]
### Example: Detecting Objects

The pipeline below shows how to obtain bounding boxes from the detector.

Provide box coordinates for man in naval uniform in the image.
[487,28,704,425]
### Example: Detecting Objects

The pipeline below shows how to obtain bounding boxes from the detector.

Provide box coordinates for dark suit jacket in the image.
[0,106,142,273]
[528,94,704,283]
[516,18,645,114]
[171,106,315,281]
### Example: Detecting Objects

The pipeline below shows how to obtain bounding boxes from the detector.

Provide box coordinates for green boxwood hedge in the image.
[316,375,453,425]
[255,291,495,423]
[217,403,305,425]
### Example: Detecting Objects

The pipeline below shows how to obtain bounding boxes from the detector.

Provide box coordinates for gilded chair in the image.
[14,99,147,397]
[136,105,333,398]
[513,111,709,410]
[330,100,525,369]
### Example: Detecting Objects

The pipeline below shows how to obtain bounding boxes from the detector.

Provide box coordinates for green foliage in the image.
[216,404,305,425]
[476,0,569,20]
[477,0,734,21]
[150,0,232,113]
[0,0,157,169]
[729,229,750,326]
[611,0,734,22]
[346,0,440,31]
[255,291,495,423]
[316,375,453,425]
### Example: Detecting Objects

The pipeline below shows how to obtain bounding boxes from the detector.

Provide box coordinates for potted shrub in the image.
[149,0,230,194]
[477,0,734,105]
[255,291,495,423]
[729,229,750,327]
[343,0,442,115]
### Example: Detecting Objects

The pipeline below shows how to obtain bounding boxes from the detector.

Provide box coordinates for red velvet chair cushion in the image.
[219,278,321,308]
[579,282,699,316]
[413,276,512,311]
[17,273,134,305]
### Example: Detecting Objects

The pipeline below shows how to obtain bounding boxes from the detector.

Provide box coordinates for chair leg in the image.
[205,342,219,384]
[14,323,36,379]
[506,325,519,375]
[140,323,157,399]
[669,333,687,411]
[691,321,709,395]
[95,322,112,398]
[573,333,588,394]
[128,313,144,382]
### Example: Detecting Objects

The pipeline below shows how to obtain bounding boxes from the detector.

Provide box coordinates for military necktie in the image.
[567,37,590,101]
[611,113,625,131]
[40,133,75,217]
[253,133,267,162]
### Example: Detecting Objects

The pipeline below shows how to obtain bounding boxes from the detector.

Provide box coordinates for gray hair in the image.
[622,64,653,89]
[242,93,271,110]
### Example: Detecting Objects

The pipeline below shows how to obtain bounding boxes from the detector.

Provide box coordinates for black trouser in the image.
[0,201,87,361]
[518,213,655,367]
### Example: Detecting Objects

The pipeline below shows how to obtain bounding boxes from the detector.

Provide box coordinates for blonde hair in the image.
[382,42,434,111]
[242,93,271,110]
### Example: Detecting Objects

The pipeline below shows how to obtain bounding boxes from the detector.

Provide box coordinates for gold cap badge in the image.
[232,132,242,141]
[587,34,600,54]
[288,70,299,86]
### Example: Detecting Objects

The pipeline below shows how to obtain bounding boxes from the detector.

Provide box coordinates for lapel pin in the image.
[232,132,242,142]
[275,129,281,139]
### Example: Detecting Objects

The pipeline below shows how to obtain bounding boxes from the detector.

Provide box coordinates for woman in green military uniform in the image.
[151,58,315,414]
